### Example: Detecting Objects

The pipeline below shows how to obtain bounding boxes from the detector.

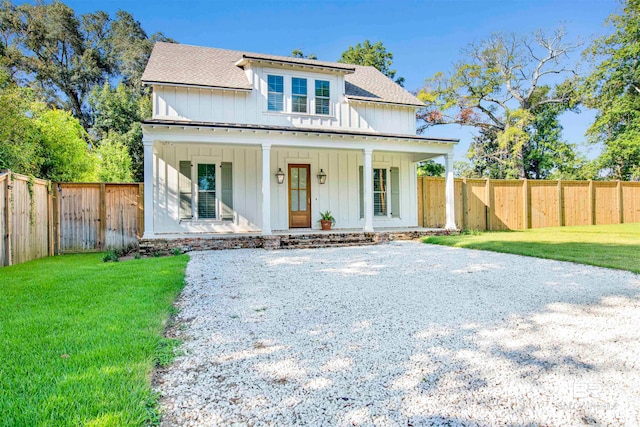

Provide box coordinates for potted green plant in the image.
[318,210,336,230]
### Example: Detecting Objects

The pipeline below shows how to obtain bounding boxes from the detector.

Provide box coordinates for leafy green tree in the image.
[418,30,581,178]
[339,40,405,86]
[0,0,171,128]
[291,49,317,60]
[417,160,445,177]
[582,0,640,180]
[95,132,133,182]
[0,71,43,175]
[33,108,97,181]
[89,81,149,181]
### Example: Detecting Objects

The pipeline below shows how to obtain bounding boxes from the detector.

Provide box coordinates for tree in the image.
[33,108,97,181]
[95,132,133,182]
[418,29,581,178]
[0,71,42,175]
[89,81,149,181]
[582,0,640,180]
[417,160,445,177]
[0,1,171,128]
[338,40,405,86]
[291,49,317,60]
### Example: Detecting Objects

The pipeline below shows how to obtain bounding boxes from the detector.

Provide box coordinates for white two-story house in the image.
[141,42,457,240]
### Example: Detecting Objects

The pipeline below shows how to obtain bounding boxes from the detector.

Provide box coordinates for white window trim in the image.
[263,70,335,117]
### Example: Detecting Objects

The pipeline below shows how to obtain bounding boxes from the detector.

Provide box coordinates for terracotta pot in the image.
[320,220,332,230]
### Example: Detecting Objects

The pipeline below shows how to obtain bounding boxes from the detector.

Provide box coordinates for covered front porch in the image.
[141,121,459,239]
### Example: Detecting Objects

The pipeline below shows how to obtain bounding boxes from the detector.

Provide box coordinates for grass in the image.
[423,223,640,274]
[0,253,189,427]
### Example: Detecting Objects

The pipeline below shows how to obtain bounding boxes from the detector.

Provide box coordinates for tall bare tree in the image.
[418,29,581,178]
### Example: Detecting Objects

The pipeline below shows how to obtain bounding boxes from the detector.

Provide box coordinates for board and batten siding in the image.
[152,65,417,135]
[151,143,418,234]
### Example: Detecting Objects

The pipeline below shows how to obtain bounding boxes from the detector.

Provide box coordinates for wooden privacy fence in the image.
[418,177,640,230]
[0,171,53,267]
[56,183,144,254]
[1,170,144,267]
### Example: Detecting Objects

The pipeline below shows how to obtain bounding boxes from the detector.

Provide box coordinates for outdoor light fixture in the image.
[276,168,285,184]
[317,169,327,184]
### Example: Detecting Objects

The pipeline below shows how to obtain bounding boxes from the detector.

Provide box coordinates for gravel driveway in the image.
[156,241,640,426]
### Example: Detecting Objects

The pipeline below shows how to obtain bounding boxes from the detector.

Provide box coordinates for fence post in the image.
[522,179,530,229]
[99,183,106,250]
[557,180,564,227]
[138,183,145,238]
[421,176,427,227]
[589,179,596,225]
[47,181,53,257]
[5,171,12,266]
[617,180,624,224]
[462,178,468,230]
[485,178,491,231]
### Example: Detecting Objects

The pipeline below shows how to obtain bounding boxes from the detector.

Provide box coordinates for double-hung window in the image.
[292,77,307,113]
[178,161,234,221]
[267,75,284,112]
[197,164,217,219]
[359,166,400,219]
[373,168,387,216]
[315,80,330,115]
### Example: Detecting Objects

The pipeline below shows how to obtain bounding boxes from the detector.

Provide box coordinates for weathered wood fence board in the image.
[418,176,640,230]
[56,183,144,253]
[0,171,52,267]
[1,171,144,267]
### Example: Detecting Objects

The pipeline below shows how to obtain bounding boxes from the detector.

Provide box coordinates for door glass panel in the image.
[299,167,307,189]
[291,168,298,189]
[291,190,299,211]
[299,190,307,211]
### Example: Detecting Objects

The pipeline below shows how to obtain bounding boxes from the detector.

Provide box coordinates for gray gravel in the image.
[156,241,640,426]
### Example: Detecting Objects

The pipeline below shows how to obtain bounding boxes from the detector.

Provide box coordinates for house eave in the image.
[344,95,425,109]
[142,119,459,145]
[142,80,253,92]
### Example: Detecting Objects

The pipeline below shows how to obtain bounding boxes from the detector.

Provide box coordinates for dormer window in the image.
[267,75,284,111]
[292,78,307,113]
[265,74,332,116]
[315,80,330,115]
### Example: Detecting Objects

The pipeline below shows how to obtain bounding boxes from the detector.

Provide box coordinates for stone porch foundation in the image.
[139,229,458,256]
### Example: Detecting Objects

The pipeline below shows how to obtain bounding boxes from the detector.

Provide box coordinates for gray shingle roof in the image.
[142,42,425,107]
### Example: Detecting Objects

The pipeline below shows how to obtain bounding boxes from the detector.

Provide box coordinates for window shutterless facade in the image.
[267,75,284,111]
[315,80,330,115]
[291,77,307,113]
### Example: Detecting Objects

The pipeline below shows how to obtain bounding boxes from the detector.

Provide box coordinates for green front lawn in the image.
[424,223,640,274]
[0,253,189,426]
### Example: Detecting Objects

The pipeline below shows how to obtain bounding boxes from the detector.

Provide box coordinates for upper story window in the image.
[315,80,330,115]
[291,77,307,113]
[267,75,284,111]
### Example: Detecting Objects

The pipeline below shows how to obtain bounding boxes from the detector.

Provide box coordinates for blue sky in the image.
[66,0,619,160]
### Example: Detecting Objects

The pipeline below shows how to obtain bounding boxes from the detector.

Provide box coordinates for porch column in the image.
[444,153,457,230]
[363,148,374,232]
[142,139,155,238]
[261,143,272,235]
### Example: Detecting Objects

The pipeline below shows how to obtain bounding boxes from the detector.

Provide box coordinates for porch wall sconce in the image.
[276,168,285,184]
[317,169,327,185]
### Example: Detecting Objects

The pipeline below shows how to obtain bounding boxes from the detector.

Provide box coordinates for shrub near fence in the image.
[417,177,640,230]
[0,170,144,267]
